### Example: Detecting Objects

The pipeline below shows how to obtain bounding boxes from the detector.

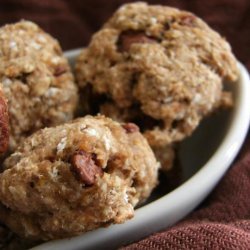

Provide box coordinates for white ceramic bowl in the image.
[32,49,250,250]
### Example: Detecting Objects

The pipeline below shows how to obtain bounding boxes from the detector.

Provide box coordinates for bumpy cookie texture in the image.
[100,102,176,172]
[75,2,238,147]
[0,20,78,151]
[0,115,159,240]
[0,86,9,156]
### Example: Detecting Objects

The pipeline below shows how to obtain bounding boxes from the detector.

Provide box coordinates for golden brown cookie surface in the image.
[75,2,238,147]
[0,21,78,152]
[0,115,159,240]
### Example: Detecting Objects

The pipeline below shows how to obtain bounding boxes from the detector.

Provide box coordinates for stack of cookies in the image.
[0,2,238,249]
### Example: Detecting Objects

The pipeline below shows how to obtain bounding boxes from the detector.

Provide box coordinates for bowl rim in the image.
[32,50,250,250]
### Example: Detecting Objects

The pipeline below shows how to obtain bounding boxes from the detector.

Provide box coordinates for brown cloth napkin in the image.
[0,0,250,249]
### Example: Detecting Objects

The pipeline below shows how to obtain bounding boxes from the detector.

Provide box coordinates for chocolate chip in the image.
[117,30,157,52]
[70,150,103,186]
[179,15,196,26]
[122,123,139,133]
[54,66,67,77]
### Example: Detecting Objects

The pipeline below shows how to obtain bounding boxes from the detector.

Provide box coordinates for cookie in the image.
[0,115,159,240]
[0,21,78,152]
[100,102,176,172]
[75,2,238,147]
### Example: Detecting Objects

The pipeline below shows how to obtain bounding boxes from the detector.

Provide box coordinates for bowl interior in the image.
[145,101,233,204]
[180,107,232,181]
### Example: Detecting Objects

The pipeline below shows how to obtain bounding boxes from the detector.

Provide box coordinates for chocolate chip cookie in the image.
[0,21,78,152]
[75,2,238,148]
[0,115,159,240]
